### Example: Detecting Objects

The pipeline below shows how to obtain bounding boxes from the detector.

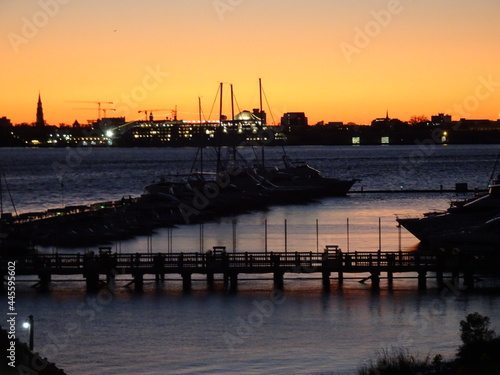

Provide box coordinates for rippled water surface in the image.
[2,144,500,374]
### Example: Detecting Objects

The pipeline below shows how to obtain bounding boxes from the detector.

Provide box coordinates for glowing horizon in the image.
[2,0,500,126]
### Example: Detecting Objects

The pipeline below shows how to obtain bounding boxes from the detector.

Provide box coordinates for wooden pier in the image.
[2,247,498,293]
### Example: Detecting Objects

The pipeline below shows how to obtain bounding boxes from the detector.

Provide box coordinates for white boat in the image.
[396,184,500,243]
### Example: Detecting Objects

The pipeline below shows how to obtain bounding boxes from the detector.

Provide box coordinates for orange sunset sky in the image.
[2,0,500,126]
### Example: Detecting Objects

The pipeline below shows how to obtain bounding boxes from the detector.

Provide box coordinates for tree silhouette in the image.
[408,115,429,125]
[460,312,495,346]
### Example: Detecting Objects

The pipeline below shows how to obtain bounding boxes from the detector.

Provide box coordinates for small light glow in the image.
[105,130,114,138]
[23,322,30,329]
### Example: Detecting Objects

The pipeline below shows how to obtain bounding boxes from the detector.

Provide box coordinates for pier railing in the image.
[2,249,498,292]
[0,250,447,275]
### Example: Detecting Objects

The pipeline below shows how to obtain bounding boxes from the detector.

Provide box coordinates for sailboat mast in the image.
[217,82,224,173]
[259,78,263,117]
[0,171,3,216]
[230,84,237,163]
[230,84,235,124]
[198,96,203,175]
[488,152,500,186]
[259,78,265,169]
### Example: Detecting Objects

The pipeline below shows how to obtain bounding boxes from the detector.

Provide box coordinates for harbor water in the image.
[2,144,500,374]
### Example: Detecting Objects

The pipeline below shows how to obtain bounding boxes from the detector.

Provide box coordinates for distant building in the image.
[224,110,264,133]
[36,92,45,127]
[456,119,500,131]
[281,112,308,133]
[104,109,285,147]
[370,111,405,129]
[252,108,266,124]
[371,110,391,126]
[325,122,344,128]
[100,117,126,128]
[431,113,452,125]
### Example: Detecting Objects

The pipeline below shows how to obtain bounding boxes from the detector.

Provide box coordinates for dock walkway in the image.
[3,247,498,292]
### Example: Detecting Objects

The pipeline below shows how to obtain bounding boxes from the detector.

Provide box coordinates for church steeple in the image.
[36,92,45,127]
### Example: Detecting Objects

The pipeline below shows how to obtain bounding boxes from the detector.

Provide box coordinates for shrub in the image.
[358,347,435,375]
[459,312,495,346]
[458,312,498,366]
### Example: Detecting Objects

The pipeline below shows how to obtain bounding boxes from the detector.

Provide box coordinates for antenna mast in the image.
[199,96,203,174]
[217,82,224,173]
[259,78,263,119]
[259,78,265,168]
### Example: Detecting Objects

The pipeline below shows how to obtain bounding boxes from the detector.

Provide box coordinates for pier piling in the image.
[106,272,116,287]
[387,271,393,285]
[418,271,427,290]
[273,271,284,290]
[207,273,214,288]
[182,272,192,291]
[229,272,238,291]
[134,273,144,292]
[85,272,100,293]
[38,271,51,292]
[464,272,475,288]
[436,270,444,287]
[322,271,331,291]
[371,271,380,289]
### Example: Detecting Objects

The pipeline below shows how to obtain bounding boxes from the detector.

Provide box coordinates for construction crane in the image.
[67,101,114,120]
[171,105,178,121]
[138,109,168,121]
[73,107,116,118]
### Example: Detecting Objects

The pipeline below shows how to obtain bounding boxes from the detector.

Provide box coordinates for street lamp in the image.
[23,315,34,350]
